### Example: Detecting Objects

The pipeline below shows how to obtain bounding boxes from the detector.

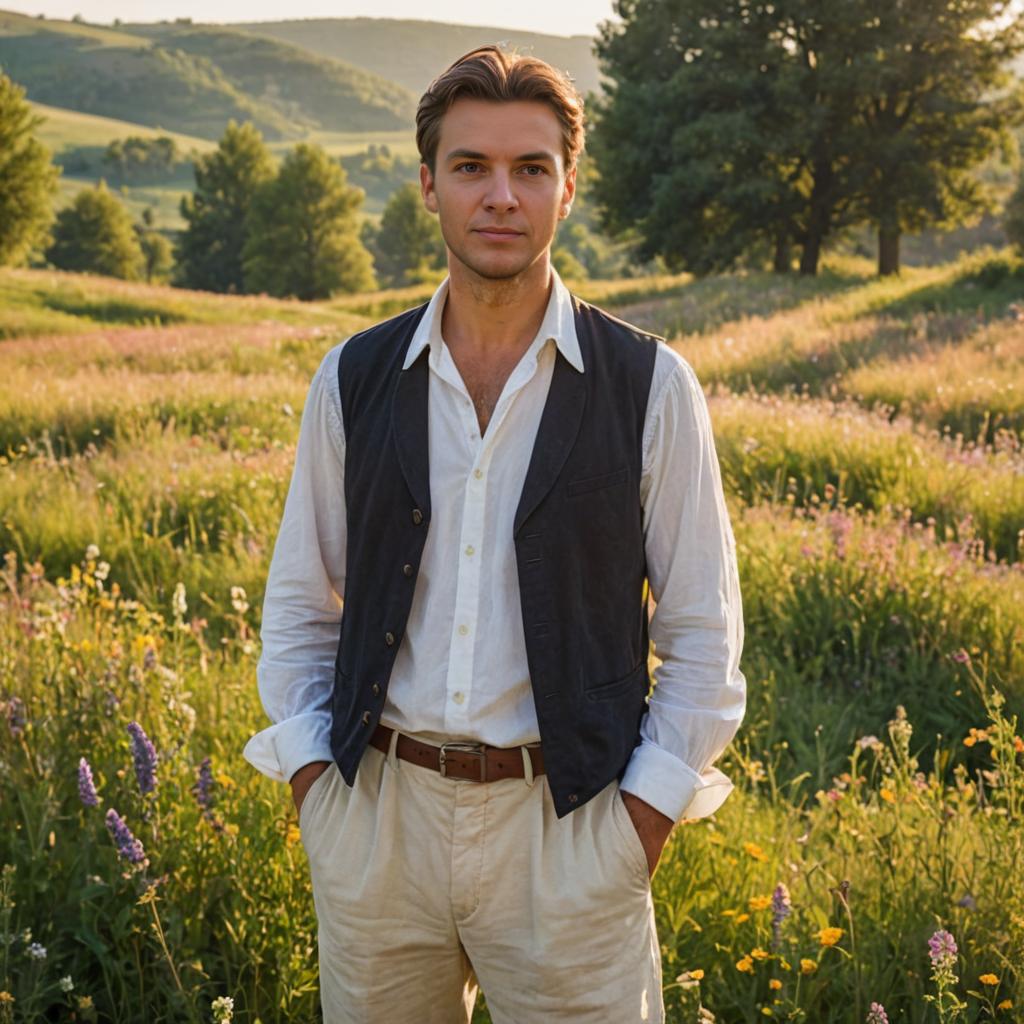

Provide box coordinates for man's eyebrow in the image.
[444,148,558,163]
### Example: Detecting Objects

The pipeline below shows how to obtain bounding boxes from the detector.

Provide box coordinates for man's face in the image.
[420,97,576,282]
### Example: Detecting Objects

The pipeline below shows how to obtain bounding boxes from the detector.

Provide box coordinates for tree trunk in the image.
[878,223,900,276]
[799,232,821,275]
[773,231,791,273]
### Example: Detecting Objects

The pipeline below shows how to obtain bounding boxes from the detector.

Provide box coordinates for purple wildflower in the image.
[866,1002,889,1024]
[770,882,792,950]
[126,721,158,794]
[77,757,99,807]
[928,928,958,968]
[5,696,26,737]
[192,756,215,810]
[104,808,147,865]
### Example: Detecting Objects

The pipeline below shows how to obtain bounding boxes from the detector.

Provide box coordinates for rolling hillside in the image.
[119,23,416,132]
[0,9,416,139]
[234,16,603,97]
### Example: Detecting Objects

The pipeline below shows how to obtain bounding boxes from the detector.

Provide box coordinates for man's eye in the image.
[521,165,545,176]
[457,163,480,173]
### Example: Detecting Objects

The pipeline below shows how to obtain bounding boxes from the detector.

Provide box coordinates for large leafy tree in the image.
[591,0,1024,276]
[243,143,376,300]
[176,121,274,293]
[46,181,144,280]
[369,182,445,287]
[0,69,60,266]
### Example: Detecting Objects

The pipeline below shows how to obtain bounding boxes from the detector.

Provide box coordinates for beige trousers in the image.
[298,741,664,1023]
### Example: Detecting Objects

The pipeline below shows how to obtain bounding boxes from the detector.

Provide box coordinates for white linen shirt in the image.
[242,269,747,824]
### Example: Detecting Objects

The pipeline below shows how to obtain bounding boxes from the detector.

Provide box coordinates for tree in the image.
[46,181,144,279]
[1005,174,1024,254]
[0,70,60,266]
[243,143,376,300]
[591,0,1024,277]
[370,182,445,287]
[176,121,274,293]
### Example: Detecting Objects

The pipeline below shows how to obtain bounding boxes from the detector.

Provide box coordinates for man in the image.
[243,45,746,1023]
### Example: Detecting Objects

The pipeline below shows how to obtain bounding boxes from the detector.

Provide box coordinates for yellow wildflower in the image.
[769,979,782,990]
[689,969,704,980]
[748,895,772,911]
[817,927,843,947]
[750,948,770,960]
[215,772,236,789]
[761,1009,773,1017]
[722,908,739,917]
[735,913,750,923]
[963,735,976,747]
[997,999,1013,1009]
[736,956,754,973]
[285,823,301,847]
[0,992,13,1004]
[800,958,817,974]
[779,958,792,972]
[880,788,896,803]
[980,974,999,985]
[743,841,768,862]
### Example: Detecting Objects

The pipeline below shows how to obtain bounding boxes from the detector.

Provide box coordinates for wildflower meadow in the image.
[1,248,1023,1022]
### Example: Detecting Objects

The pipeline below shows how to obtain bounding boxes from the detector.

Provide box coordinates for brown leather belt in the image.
[370,724,545,782]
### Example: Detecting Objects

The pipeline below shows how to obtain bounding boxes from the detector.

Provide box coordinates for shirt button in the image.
[360,710,371,726]
[452,691,465,705]
[385,631,395,646]
[464,545,474,557]
[473,469,483,479]
[371,682,381,696]
[458,624,469,636]
[403,563,413,576]
[568,793,578,804]
[411,508,423,525]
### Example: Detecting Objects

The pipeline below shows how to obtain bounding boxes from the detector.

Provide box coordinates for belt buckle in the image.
[439,741,487,782]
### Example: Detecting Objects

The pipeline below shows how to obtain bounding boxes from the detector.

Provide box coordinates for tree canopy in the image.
[0,69,60,267]
[590,0,1024,276]
[243,143,376,300]
[176,121,275,293]
[46,181,144,280]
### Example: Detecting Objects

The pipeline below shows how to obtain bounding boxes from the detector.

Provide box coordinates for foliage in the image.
[590,0,1024,276]
[137,230,173,284]
[102,134,185,185]
[367,182,445,287]
[1004,173,1024,254]
[243,143,376,300]
[175,121,275,294]
[0,70,60,267]
[45,181,143,280]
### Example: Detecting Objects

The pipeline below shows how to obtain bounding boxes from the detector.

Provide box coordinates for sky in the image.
[1,0,615,37]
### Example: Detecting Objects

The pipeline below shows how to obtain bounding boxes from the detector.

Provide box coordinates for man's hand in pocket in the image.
[290,760,332,817]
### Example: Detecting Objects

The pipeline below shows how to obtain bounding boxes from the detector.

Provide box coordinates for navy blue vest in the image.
[331,294,659,817]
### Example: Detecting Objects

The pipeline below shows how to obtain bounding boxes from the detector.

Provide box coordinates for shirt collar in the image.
[401,268,584,373]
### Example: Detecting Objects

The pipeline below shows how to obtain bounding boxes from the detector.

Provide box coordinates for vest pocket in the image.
[566,466,628,497]
[585,661,647,701]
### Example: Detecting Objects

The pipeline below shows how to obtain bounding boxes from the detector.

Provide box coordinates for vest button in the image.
[360,711,371,726]
[385,631,395,646]
[371,682,381,696]
[403,563,413,576]
[411,508,423,525]
[568,793,578,804]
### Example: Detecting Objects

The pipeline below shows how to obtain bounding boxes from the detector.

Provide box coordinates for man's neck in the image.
[442,256,553,361]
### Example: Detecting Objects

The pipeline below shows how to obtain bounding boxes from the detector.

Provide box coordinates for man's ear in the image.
[420,162,439,214]
[559,162,578,219]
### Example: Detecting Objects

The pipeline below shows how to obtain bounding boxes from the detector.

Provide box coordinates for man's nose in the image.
[484,171,518,212]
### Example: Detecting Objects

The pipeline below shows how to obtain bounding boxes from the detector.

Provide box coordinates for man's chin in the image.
[452,249,543,283]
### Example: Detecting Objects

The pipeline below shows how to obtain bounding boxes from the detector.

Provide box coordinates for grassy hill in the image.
[120,23,416,132]
[0,9,416,139]
[234,16,603,97]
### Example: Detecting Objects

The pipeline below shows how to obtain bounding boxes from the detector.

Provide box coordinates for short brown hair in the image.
[416,45,585,174]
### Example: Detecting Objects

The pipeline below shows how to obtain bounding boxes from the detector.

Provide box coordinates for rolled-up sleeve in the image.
[619,345,747,823]
[242,346,347,784]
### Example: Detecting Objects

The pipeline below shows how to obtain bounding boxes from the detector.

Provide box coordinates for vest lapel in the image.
[513,344,587,537]
[391,344,431,521]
